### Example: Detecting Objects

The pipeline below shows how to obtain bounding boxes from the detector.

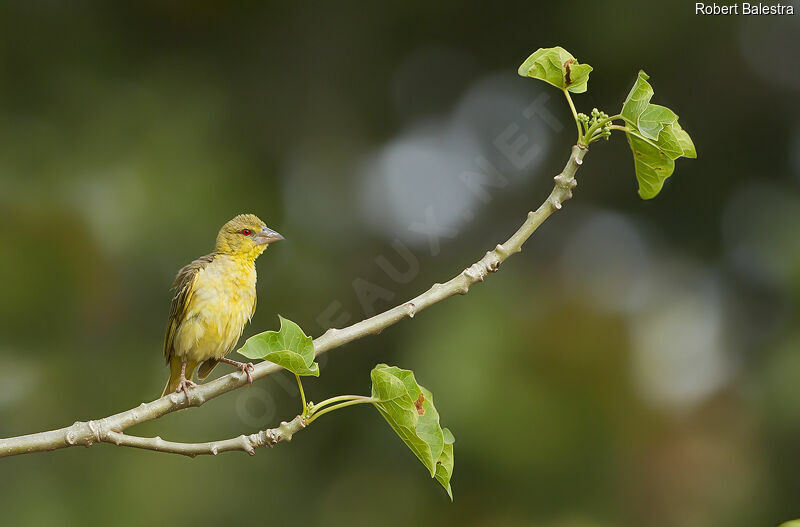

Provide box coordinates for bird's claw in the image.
[219,357,255,385]
[175,379,196,401]
[240,362,255,384]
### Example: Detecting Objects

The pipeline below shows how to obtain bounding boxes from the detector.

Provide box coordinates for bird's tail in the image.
[161,357,198,397]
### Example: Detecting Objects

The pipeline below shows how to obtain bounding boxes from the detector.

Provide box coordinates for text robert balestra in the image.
[695,3,795,14]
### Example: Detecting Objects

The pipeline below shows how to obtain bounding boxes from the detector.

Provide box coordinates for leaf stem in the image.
[310,394,370,413]
[305,397,378,425]
[295,374,308,416]
[563,89,583,143]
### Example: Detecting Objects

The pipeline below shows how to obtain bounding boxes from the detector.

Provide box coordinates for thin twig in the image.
[102,415,306,457]
[0,144,588,459]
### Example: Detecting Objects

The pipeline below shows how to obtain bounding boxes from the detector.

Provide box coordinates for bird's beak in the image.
[255,226,284,245]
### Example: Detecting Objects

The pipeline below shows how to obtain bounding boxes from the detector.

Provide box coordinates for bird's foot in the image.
[175,378,196,401]
[220,357,255,384]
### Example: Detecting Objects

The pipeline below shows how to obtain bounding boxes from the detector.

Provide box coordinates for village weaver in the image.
[162,214,283,398]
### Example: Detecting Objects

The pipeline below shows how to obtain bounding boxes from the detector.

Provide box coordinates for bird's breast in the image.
[174,255,257,361]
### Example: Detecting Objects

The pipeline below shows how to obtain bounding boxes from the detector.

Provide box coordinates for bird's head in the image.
[215,213,284,259]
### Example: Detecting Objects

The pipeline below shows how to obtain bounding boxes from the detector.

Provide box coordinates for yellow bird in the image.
[162,214,284,398]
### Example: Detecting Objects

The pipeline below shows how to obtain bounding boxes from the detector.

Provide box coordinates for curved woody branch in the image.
[0,145,588,459]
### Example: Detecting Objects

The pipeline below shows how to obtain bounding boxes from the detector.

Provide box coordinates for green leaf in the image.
[237,316,319,376]
[518,46,592,93]
[370,364,454,497]
[627,132,675,200]
[371,367,439,474]
[672,121,697,158]
[442,427,455,444]
[650,122,684,160]
[621,71,697,199]
[779,521,800,527]
[637,104,677,141]
[435,428,455,500]
[416,386,444,469]
[621,70,653,123]
[262,350,319,376]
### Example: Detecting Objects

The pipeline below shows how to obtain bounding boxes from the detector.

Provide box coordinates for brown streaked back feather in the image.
[163,252,217,363]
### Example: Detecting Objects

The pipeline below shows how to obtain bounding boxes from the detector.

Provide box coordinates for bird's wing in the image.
[163,252,217,363]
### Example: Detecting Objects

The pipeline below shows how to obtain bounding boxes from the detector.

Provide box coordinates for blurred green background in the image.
[1,1,799,526]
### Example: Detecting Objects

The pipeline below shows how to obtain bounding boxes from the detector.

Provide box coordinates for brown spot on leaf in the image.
[414,393,425,416]
[564,58,575,86]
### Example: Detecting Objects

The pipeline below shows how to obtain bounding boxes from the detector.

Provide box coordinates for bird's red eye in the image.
[241,229,252,236]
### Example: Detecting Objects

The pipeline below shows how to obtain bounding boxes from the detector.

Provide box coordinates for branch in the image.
[0,144,588,459]
[103,415,306,457]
